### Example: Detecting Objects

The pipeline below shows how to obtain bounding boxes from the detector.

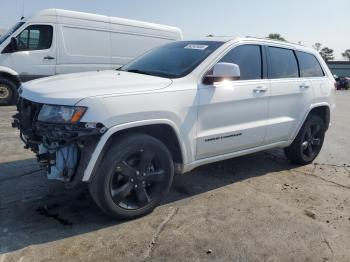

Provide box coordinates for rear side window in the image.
[16,25,53,51]
[219,45,262,80]
[267,47,298,79]
[296,51,324,77]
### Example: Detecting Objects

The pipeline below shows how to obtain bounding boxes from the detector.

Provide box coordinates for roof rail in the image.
[245,36,306,47]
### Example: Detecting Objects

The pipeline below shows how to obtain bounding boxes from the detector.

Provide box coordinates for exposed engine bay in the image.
[12,98,106,185]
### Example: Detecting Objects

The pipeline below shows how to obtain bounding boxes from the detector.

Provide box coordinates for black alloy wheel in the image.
[89,133,174,220]
[284,114,325,165]
[300,122,323,162]
[110,148,167,210]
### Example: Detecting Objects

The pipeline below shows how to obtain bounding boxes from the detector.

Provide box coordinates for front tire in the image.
[89,133,174,220]
[0,78,17,106]
[284,114,325,165]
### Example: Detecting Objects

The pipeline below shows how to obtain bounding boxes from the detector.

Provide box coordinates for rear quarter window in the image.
[296,51,324,77]
[267,47,298,79]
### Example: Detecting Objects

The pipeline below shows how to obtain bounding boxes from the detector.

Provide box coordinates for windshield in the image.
[121,41,224,78]
[0,22,25,46]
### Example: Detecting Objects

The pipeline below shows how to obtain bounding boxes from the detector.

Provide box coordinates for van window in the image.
[267,47,298,79]
[296,51,324,77]
[219,45,262,80]
[16,25,53,51]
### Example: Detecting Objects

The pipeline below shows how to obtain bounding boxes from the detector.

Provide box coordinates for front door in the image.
[196,44,269,159]
[10,24,56,81]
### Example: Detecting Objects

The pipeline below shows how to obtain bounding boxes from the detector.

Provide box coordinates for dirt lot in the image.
[0,92,349,262]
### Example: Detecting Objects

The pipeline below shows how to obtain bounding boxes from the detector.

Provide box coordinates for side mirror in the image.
[203,62,240,85]
[10,37,18,52]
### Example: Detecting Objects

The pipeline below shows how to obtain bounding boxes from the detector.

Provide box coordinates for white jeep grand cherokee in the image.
[13,37,335,219]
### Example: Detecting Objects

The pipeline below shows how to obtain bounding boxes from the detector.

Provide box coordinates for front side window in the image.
[219,45,262,80]
[16,25,53,51]
[296,51,324,77]
[267,47,298,79]
[121,41,224,78]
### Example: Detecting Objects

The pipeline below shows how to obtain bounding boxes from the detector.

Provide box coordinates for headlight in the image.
[38,105,87,123]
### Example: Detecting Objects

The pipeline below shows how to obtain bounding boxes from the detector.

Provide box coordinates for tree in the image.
[342,49,350,61]
[267,33,286,42]
[319,47,334,62]
[313,42,322,51]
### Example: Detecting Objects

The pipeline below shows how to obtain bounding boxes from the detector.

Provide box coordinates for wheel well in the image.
[309,106,330,130]
[0,72,21,87]
[108,124,183,164]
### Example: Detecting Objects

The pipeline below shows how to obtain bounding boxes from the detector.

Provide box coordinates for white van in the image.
[0,9,182,105]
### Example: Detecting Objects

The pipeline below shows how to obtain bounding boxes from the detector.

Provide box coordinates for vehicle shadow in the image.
[0,149,298,254]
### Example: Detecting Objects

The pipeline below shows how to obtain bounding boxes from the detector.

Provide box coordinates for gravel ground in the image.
[0,91,349,262]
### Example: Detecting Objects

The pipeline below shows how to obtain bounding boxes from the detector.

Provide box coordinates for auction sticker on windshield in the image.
[184,44,208,50]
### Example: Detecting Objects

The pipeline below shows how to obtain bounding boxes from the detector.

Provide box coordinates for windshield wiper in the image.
[125,69,152,76]
[127,69,180,78]
[121,68,179,78]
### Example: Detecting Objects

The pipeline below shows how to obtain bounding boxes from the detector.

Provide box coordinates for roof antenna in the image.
[20,0,25,20]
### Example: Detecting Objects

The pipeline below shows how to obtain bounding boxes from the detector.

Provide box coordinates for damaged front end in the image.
[12,98,106,187]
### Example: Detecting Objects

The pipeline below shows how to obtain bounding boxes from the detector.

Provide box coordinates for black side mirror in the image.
[10,37,18,52]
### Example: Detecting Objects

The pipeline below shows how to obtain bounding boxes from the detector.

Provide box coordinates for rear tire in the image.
[284,114,325,165]
[0,78,17,106]
[89,133,174,220]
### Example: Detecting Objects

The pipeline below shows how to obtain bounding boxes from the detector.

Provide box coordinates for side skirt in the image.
[175,140,291,174]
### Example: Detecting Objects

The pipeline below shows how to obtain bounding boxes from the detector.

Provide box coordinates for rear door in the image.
[295,50,327,106]
[10,24,56,81]
[265,46,314,144]
[197,44,269,159]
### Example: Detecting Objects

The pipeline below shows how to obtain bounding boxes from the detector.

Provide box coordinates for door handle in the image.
[299,84,310,89]
[253,86,268,93]
[44,56,55,60]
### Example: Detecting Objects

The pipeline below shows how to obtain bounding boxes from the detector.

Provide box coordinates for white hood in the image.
[20,70,173,105]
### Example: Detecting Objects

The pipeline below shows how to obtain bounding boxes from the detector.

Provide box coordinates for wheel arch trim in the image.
[0,66,21,85]
[291,102,331,143]
[82,119,186,182]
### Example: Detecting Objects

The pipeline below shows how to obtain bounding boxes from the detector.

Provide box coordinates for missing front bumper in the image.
[12,98,106,185]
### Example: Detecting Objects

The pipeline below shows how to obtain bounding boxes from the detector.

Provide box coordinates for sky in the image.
[0,0,349,59]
